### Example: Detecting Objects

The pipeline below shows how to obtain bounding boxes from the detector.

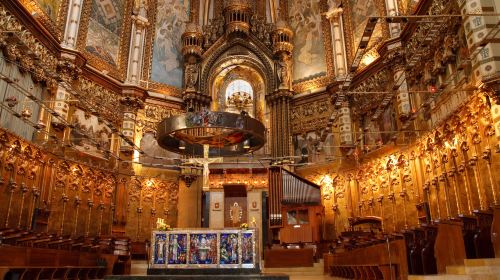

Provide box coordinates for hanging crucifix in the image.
[187,144,223,191]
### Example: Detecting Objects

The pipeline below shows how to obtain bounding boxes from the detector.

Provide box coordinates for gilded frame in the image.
[19,0,69,41]
[76,0,133,81]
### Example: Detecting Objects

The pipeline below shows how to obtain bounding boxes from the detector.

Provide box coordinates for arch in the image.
[200,38,276,95]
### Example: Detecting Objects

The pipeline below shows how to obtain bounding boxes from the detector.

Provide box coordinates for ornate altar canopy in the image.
[149,228,259,271]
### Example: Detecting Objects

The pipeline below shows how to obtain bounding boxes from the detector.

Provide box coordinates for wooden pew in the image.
[0,266,106,280]
[324,237,408,280]
[0,245,114,277]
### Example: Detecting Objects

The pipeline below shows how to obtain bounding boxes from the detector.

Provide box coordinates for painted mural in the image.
[85,0,125,67]
[288,0,327,81]
[140,132,180,165]
[70,109,113,159]
[293,130,335,164]
[36,0,62,22]
[348,0,383,54]
[151,0,190,88]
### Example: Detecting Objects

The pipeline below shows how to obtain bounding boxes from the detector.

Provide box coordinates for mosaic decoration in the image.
[150,229,258,268]
[219,233,239,265]
[150,0,190,88]
[36,0,62,22]
[152,232,167,265]
[168,233,188,264]
[189,233,218,265]
[288,0,327,82]
[85,0,125,67]
[241,232,254,264]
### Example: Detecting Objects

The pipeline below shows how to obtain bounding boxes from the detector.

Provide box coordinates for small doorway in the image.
[223,184,247,227]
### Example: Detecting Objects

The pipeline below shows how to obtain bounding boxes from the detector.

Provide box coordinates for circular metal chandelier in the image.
[157,109,266,156]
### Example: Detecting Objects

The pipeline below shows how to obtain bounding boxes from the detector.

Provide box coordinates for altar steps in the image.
[130,260,148,275]
[262,259,325,278]
[407,258,500,280]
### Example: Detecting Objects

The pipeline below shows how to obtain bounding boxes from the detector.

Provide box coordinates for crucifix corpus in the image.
[187,144,223,191]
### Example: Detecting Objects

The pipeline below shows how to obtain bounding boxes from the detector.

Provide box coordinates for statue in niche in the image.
[229,202,243,226]
[184,63,199,91]
[133,0,148,16]
[277,54,292,89]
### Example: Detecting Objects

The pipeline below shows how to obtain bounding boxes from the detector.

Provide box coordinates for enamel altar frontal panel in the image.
[150,229,258,269]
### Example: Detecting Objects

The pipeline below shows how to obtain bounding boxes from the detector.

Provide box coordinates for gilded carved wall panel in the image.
[19,0,68,40]
[297,92,500,239]
[125,177,179,241]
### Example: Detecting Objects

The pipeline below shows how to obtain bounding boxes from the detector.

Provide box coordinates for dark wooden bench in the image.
[0,266,106,280]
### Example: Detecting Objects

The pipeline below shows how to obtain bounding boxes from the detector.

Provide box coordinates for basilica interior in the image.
[0,0,499,279]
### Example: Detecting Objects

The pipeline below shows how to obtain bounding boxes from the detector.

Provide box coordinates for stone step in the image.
[464,258,500,267]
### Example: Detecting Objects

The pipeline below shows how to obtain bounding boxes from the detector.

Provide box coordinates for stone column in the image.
[126,2,149,85]
[62,0,84,49]
[325,7,348,79]
[267,91,292,158]
[394,58,411,120]
[385,0,401,37]
[51,59,81,132]
[119,95,144,153]
[339,101,353,147]
[458,0,500,83]
[181,22,208,111]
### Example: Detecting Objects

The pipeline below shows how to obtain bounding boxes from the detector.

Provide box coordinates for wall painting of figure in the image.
[69,109,112,159]
[85,0,125,67]
[36,0,63,22]
[150,0,190,88]
[288,0,327,82]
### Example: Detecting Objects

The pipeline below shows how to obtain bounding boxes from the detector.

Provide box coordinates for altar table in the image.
[150,228,259,270]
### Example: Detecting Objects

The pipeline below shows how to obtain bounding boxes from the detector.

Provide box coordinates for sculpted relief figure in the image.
[184,63,199,91]
[277,54,292,89]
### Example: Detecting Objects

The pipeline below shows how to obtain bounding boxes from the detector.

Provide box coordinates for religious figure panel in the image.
[85,0,125,67]
[220,233,239,265]
[189,233,218,265]
[152,232,167,266]
[168,233,188,264]
[241,232,254,265]
[70,109,112,159]
[288,0,327,81]
[150,0,190,88]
